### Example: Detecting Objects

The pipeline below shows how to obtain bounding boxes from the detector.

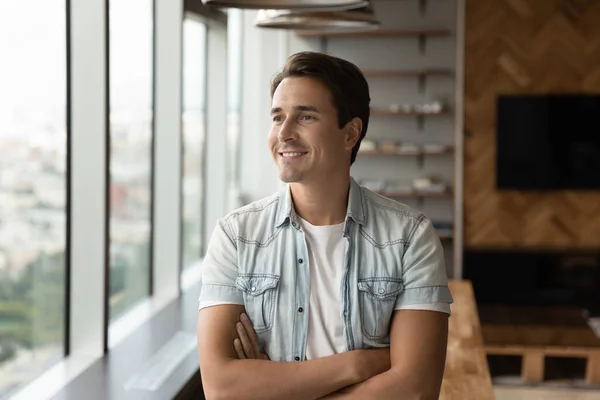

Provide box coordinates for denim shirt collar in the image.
[274,177,367,228]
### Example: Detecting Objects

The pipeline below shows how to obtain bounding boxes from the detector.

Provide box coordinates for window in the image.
[181,19,207,270]
[109,0,154,320]
[0,2,67,398]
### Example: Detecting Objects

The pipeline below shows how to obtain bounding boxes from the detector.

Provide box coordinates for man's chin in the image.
[279,176,300,184]
[278,171,302,183]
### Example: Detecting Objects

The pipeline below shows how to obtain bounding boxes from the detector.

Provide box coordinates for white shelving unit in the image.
[293,0,459,277]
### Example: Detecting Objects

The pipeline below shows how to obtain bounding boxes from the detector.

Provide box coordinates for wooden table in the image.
[440,280,495,400]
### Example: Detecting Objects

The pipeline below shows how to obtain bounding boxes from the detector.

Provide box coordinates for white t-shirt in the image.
[298,217,450,360]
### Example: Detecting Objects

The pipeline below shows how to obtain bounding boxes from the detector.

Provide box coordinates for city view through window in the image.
[182,18,207,270]
[0,2,67,398]
[108,0,154,320]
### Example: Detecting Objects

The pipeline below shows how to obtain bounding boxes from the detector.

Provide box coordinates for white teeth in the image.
[282,152,304,157]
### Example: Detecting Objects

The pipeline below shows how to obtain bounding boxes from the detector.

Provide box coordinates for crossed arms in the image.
[196,304,448,400]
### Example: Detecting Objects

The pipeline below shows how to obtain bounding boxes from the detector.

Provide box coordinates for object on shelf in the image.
[377,100,447,115]
[417,101,443,114]
[389,103,414,113]
[359,142,451,155]
[358,141,452,155]
[379,140,398,153]
[359,178,452,198]
[422,143,449,153]
[388,103,412,113]
[412,176,448,193]
[359,139,377,152]
[360,179,387,192]
[397,143,420,154]
[384,182,414,194]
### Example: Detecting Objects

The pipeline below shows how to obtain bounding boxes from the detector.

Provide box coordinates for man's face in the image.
[268,76,359,184]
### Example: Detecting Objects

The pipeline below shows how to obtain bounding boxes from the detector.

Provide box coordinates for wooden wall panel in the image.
[464,0,600,249]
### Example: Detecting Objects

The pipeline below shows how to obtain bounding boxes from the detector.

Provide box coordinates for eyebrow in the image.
[270,105,320,115]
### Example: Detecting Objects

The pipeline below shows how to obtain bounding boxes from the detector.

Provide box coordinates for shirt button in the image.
[292,222,297,227]
[298,307,303,313]
[251,287,256,292]
[295,356,300,361]
[378,288,386,294]
[298,258,303,264]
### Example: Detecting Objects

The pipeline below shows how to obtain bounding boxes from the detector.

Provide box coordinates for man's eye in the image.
[301,115,314,120]
[272,116,283,123]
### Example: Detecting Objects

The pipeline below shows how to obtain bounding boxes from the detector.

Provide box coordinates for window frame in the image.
[106,0,156,327]
[180,16,209,274]
[0,1,71,397]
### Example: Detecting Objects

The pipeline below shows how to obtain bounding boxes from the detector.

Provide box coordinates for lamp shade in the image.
[201,0,368,11]
[255,4,379,31]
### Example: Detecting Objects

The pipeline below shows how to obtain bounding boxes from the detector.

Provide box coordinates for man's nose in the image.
[278,120,297,142]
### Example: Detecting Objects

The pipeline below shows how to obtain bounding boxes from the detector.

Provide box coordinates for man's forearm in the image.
[202,351,363,400]
[319,369,440,400]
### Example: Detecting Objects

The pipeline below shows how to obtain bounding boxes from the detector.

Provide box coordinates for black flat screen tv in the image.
[496,94,600,190]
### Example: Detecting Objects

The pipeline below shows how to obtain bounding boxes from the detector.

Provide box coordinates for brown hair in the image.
[270,51,370,164]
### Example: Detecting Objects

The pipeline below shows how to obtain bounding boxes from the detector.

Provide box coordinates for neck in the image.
[289,174,350,226]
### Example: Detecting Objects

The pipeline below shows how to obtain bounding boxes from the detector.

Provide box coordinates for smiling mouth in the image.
[279,152,307,158]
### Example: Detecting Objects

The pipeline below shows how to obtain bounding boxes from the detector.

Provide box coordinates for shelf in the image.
[296,28,452,39]
[362,68,453,78]
[359,148,453,157]
[438,233,453,241]
[371,107,449,116]
[377,189,453,199]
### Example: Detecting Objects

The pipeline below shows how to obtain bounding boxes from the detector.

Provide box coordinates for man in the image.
[197,51,453,400]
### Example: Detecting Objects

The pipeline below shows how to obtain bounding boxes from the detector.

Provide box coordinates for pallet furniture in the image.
[479,305,600,385]
[440,280,494,400]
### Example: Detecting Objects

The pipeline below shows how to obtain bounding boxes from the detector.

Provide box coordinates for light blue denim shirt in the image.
[198,177,453,362]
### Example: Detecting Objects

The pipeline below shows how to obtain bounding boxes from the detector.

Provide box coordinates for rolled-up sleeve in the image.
[198,218,244,311]
[395,217,454,308]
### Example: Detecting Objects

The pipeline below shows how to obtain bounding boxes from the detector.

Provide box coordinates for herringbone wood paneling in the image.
[465,0,600,249]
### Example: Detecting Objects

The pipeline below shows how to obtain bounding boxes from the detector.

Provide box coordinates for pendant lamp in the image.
[255,4,379,31]
[201,0,368,11]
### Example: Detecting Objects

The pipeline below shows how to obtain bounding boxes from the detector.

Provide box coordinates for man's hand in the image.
[232,312,390,381]
[199,304,393,400]
[353,348,390,382]
[233,313,269,360]
[317,349,391,399]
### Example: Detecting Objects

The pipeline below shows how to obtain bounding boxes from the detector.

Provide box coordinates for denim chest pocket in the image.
[357,278,404,340]
[235,274,280,333]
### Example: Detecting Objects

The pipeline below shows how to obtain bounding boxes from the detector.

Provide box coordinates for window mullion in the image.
[152,0,184,299]
[69,0,109,357]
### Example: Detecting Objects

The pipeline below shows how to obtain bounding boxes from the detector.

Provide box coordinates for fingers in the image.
[233,313,264,360]
[236,321,256,359]
[233,338,246,359]
[240,313,261,356]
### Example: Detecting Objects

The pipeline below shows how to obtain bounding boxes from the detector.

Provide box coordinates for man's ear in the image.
[344,117,363,151]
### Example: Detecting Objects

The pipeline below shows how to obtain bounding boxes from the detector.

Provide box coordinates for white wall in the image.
[238,11,287,202]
